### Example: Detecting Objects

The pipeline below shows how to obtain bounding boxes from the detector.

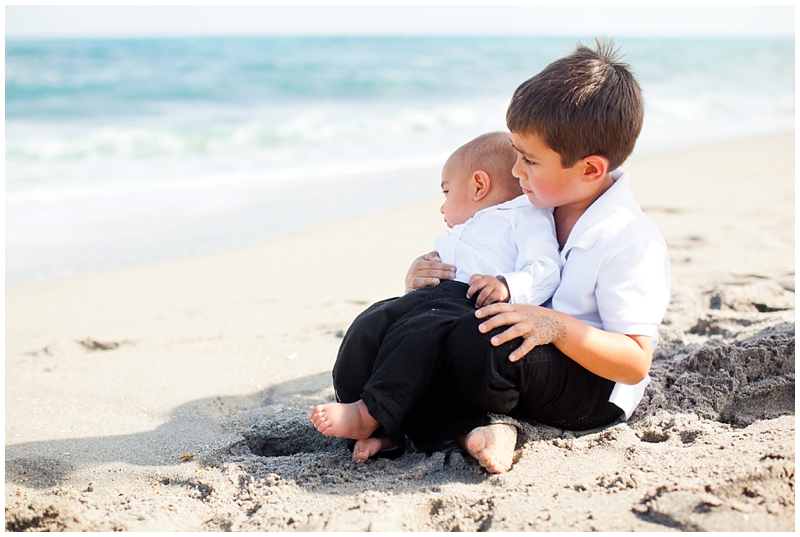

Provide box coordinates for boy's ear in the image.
[471,170,491,201]
[580,155,610,184]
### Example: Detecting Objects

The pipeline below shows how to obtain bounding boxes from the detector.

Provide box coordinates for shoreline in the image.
[5,132,794,531]
[6,129,794,289]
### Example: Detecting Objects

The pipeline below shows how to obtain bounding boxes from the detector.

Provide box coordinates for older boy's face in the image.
[510,132,584,209]
[439,161,474,228]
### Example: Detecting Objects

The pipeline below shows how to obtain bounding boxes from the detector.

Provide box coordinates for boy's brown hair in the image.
[450,131,520,197]
[506,39,643,170]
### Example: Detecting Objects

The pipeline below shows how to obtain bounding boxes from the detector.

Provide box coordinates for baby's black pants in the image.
[332,280,476,439]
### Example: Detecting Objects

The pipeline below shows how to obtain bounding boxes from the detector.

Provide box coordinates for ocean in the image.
[5,37,794,285]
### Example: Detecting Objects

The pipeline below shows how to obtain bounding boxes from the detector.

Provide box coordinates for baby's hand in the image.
[404,252,456,294]
[467,274,510,308]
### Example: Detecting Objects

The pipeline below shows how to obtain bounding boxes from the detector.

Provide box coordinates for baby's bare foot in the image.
[308,400,379,440]
[457,423,517,474]
[352,437,396,464]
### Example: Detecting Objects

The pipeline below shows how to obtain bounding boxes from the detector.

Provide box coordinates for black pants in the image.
[333,281,623,455]
[332,281,477,438]
[402,312,624,452]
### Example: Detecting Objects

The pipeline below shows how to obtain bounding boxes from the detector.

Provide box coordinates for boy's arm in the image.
[474,210,668,386]
[474,303,652,385]
[404,252,456,293]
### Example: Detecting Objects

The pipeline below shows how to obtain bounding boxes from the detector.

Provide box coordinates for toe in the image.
[353,447,368,463]
[465,430,487,454]
[352,439,373,463]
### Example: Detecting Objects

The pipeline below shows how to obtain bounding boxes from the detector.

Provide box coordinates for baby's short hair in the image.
[450,132,519,195]
[506,39,643,170]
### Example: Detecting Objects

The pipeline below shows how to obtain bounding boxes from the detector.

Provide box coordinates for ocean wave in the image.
[5,96,505,165]
[5,154,445,205]
[6,37,553,119]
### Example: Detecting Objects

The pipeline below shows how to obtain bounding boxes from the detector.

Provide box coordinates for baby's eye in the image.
[523,157,535,166]
[442,190,449,195]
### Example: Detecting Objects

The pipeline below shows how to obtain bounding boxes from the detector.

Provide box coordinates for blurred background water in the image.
[5,37,795,285]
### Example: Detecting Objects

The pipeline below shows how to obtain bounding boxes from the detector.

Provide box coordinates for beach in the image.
[5,131,794,531]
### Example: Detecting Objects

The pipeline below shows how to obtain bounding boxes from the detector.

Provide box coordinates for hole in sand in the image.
[242,416,342,457]
[752,303,790,313]
[639,430,669,443]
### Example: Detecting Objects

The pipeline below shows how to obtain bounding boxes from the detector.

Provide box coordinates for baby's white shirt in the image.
[434,195,561,307]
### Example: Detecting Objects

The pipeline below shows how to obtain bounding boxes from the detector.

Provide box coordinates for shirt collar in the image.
[471,194,532,218]
[561,168,633,255]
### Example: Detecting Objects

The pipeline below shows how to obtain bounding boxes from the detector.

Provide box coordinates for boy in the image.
[401,40,671,474]
[309,132,561,462]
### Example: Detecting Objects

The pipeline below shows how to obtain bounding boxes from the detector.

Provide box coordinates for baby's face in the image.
[439,161,476,228]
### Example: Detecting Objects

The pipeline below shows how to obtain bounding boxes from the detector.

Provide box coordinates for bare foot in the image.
[308,400,379,440]
[352,437,396,464]
[456,423,517,474]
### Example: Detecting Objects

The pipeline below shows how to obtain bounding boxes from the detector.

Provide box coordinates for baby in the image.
[309,132,561,462]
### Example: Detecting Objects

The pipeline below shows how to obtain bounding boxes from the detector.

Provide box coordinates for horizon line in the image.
[7,33,794,40]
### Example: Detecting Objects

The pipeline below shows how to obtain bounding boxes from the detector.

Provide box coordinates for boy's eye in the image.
[442,190,449,195]
[523,157,535,166]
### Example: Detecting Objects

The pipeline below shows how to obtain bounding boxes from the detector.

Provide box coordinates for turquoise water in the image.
[6,37,794,284]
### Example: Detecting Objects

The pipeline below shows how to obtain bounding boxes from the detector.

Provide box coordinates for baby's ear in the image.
[472,170,491,201]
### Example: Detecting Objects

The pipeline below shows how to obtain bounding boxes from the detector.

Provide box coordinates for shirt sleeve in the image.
[595,228,671,343]
[500,209,562,306]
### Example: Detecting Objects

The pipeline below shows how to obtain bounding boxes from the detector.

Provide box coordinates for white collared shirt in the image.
[552,168,671,418]
[434,195,561,306]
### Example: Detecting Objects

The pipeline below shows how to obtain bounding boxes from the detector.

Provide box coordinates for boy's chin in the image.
[523,194,549,209]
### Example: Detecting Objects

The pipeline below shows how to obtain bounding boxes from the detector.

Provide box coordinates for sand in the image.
[5,132,795,531]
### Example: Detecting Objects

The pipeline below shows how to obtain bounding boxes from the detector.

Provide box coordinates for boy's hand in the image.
[405,252,456,293]
[474,302,653,383]
[467,274,510,308]
[474,303,565,361]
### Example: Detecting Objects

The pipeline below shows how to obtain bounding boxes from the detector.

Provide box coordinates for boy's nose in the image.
[511,160,524,180]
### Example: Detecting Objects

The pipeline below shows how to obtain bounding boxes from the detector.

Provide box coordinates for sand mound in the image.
[637,322,795,426]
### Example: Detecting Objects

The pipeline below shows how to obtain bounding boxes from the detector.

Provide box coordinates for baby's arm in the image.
[404,252,456,293]
[501,210,561,305]
[467,274,509,308]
